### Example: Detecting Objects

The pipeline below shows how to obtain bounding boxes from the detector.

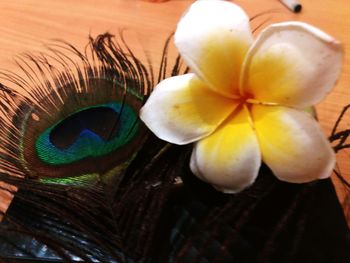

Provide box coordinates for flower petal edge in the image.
[190,106,261,193]
[140,74,238,145]
[175,0,253,98]
[241,21,343,108]
[252,105,335,183]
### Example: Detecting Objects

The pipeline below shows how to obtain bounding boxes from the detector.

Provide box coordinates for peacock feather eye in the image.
[36,102,139,165]
[20,81,147,181]
[0,34,151,183]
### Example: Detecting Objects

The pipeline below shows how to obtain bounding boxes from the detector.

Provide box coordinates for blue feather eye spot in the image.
[17,78,147,179]
[35,103,139,165]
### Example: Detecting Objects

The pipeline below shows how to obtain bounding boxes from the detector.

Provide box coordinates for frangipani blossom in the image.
[140,0,343,193]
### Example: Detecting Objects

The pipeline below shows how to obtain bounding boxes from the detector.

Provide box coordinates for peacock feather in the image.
[0,33,153,186]
[0,32,190,262]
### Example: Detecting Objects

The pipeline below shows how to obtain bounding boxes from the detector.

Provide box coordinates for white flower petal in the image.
[190,106,261,193]
[241,22,343,108]
[175,0,253,98]
[251,105,335,183]
[140,74,237,145]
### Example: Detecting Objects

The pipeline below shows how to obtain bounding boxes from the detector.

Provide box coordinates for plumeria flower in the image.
[140,0,343,193]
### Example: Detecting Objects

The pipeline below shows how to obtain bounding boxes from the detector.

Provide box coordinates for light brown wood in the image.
[0,0,349,220]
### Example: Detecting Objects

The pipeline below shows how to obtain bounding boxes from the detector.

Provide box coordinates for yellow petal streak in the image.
[242,22,343,108]
[252,105,335,183]
[174,0,253,98]
[190,106,261,193]
[194,33,250,97]
[140,74,237,145]
[243,43,299,105]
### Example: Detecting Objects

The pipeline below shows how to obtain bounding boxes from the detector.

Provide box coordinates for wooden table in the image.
[0,0,349,220]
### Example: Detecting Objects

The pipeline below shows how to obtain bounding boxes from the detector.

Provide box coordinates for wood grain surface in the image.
[0,0,349,220]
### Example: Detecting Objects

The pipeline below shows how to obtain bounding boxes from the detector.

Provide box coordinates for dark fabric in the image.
[157,170,350,263]
[1,171,350,263]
